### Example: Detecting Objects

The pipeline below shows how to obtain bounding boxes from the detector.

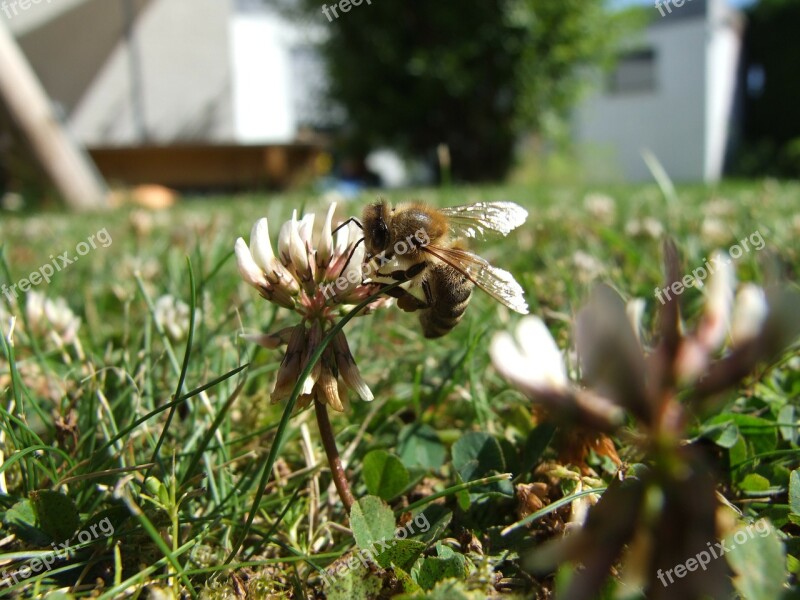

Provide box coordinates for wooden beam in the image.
[0,19,108,210]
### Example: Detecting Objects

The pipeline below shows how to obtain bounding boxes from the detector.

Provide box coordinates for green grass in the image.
[0,179,799,598]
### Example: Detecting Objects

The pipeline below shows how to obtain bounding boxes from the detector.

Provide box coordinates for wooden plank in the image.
[0,19,108,210]
[88,144,321,189]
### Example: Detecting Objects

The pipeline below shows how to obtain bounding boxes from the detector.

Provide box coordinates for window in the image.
[608,49,658,94]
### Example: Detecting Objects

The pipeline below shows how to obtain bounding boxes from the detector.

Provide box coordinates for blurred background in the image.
[0,0,797,210]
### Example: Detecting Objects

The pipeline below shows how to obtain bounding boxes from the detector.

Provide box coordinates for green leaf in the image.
[375,538,426,571]
[455,486,471,511]
[398,423,446,469]
[417,544,469,590]
[3,499,49,545]
[726,520,786,600]
[707,414,777,455]
[700,420,740,449]
[350,496,395,552]
[452,432,505,482]
[392,564,423,594]
[362,450,410,501]
[411,505,452,546]
[790,470,800,516]
[788,553,800,577]
[739,473,771,492]
[42,593,75,600]
[30,490,80,542]
[425,579,487,599]
[323,558,386,600]
[729,434,748,470]
[778,404,797,444]
[520,423,556,473]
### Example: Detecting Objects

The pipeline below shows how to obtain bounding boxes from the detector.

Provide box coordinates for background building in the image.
[573,0,744,183]
[3,0,320,188]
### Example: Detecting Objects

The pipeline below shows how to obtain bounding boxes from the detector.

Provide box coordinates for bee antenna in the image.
[332,217,364,236]
[337,237,365,279]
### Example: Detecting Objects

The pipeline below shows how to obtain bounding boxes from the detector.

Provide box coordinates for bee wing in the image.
[439,201,528,239]
[422,244,529,314]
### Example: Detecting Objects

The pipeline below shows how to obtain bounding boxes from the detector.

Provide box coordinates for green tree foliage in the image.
[275,0,637,181]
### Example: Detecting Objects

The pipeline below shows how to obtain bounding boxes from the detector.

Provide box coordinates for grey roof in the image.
[652,0,708,26]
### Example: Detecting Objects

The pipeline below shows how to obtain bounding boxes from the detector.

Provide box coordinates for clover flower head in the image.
[235,203,388,411]
[154,294,198,341]
[490,315,624,430]
[25,291,81,345]
[583,193,616,223]
[491,240,800,599]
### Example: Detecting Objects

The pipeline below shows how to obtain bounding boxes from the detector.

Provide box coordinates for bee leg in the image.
[378,261,427,281]
[393,278,440,314]
[381,285,428,312]
[421,278,434,306]
[337,237,365,279]
[331,217,364,235]
[376,262,429,312]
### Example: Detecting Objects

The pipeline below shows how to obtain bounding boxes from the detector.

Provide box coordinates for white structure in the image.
[573,0,743,183]
[5,0,318,146]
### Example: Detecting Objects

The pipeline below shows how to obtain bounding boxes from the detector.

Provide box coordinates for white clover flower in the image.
[235,203,389,412]
[572,250,605,283]
[626,298,646,346]
[490,315,624,429]
[696,251,735,352]
[490,316,569,395]
[674,252,776,382]
[625,217,664,240]
[731,284,768,345]
[583,193,616,224]
[700,217,729,245]
[25,291,81,345]
[153,294,198,341]
[704,198,735,217]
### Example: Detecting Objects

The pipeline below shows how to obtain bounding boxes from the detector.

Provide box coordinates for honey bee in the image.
[360,200,529,338]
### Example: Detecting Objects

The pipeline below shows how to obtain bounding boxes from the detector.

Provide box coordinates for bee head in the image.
[362,200,392,258]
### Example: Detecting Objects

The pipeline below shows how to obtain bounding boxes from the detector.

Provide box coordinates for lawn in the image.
[0,179,799,599]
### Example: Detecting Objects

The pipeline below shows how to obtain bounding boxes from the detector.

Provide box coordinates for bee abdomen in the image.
[419,265,474,339]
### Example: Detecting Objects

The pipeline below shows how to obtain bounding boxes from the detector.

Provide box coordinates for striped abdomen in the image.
[419,263,474,338]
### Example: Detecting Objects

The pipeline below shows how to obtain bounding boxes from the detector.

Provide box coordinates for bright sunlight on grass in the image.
[1,180,799,598]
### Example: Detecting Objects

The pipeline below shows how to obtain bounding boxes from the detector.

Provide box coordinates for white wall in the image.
[229,3,295,143]
[69,0,234,145]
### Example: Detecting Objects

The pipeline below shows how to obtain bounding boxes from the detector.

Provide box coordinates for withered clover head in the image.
[490,239,800,599]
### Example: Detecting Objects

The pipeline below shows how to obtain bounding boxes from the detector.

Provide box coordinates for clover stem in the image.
[314,398,355,513]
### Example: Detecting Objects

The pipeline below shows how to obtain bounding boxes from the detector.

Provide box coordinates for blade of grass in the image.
[121,493,198,598]
[180,361,249,486]
[145,258,198,480]
[500,486,607,536]
[399,473,513,514]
